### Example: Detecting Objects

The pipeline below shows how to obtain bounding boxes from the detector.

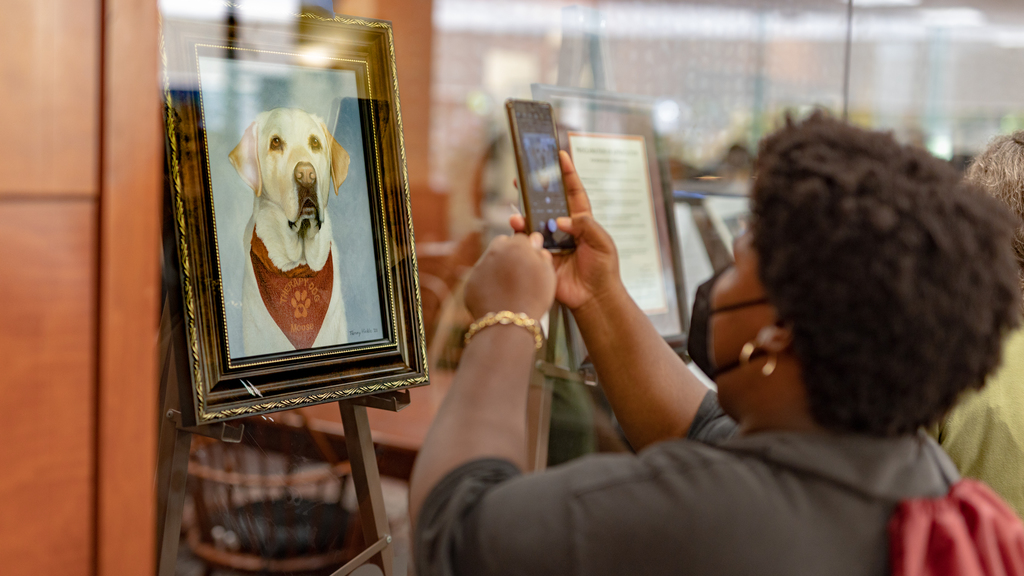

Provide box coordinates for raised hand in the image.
[510,151,622,312]
[465,232,556,321]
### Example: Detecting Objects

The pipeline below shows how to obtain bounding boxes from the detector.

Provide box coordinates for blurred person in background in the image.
[409,114,1024,575]
[935,132,1024,519]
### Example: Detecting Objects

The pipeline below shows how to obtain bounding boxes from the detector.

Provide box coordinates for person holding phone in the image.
[409,113,1023,575]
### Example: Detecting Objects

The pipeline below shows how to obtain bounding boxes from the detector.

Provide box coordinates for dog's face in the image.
[229,108,350,238]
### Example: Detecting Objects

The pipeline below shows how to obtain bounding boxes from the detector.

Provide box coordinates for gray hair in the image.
[966,132,1024,287]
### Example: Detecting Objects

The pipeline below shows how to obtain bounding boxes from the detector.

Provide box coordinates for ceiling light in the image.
[841,0,921,7]
[921,8,985,28]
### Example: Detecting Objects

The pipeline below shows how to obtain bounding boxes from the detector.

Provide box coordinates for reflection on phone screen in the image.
[515,107,574,251]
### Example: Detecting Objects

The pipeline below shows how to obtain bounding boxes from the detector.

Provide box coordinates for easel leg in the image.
[338,400,394,576]
[156,327,194,576]
[156,424,192,576]
[526,368,554,472]
[526,302,566,472]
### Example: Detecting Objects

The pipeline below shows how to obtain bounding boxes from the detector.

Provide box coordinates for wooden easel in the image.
[524,6,617,472]
[527,303,586,471]
[557,6,616,92]
[156,234,402,576]
[155,331,404,576]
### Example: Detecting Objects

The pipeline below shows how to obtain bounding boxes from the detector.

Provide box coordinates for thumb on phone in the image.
[509,213,527,234]
[556,214,615,255]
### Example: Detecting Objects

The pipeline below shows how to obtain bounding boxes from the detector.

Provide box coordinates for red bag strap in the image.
[889,479,1024,576]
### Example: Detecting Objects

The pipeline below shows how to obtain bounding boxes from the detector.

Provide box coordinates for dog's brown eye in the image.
[270,136,283,151]
[310,136,321,151]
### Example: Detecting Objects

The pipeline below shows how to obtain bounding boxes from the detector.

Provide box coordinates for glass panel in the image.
[162,2,1024,574]
[848,0,1024,164]
[426,0,851,469]
[432,0,849,248]
[160,4,417,576]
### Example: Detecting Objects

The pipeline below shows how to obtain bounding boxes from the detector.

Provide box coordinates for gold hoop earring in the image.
[762,354,777,377]
[740,341,756,365]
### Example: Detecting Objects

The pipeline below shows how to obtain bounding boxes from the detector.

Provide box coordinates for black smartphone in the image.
[506,98,576,253]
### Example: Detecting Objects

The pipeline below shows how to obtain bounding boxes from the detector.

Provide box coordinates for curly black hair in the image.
[752,112,1021,436]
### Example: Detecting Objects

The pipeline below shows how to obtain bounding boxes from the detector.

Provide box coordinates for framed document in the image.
[531,84,687,349]
[568,133,669,315]
[162,11,427,424]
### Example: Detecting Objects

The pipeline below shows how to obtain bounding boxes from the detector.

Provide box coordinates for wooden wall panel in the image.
[380,0,433,193]
[0,0,99,197]
[381,0,444,240]
[1,0,160,574]
[0,200,97,576]
[96,0,162,574]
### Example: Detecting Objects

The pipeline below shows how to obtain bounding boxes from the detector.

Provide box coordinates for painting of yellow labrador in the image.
[229,107,350,356]
[199,58,383,359]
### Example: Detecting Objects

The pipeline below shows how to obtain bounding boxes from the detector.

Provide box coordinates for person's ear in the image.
[755,322,793,354]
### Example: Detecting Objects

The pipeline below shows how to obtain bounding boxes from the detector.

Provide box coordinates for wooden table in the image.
[297,369,453,460]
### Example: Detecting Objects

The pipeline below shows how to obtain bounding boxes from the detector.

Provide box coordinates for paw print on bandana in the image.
[291,289,311,318]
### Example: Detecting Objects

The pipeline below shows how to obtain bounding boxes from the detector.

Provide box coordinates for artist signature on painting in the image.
[349,327,380,337]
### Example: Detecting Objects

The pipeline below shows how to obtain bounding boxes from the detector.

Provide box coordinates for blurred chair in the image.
[184,414,358,575]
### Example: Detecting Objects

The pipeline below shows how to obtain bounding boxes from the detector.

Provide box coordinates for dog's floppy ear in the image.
[229,121,262,196]
[323,123,350,195]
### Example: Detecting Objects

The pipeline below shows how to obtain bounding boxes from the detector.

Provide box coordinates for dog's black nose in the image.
[294,162,316,187]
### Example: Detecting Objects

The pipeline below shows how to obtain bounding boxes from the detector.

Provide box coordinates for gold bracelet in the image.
[464,311,544,350]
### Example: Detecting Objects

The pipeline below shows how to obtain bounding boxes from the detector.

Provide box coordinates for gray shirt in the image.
[415,391,959,576]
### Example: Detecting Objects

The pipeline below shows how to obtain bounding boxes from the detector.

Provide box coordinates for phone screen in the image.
[509,100,575,252]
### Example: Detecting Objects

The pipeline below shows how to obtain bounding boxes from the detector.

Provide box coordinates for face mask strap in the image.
[687,266,774,380]
[713,342,767,378]
[700,301,770,377]
[710,297,770,315]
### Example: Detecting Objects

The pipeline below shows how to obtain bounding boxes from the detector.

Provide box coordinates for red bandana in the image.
[249,230,333,350]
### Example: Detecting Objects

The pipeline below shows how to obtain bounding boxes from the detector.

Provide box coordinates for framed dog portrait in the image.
[161,10,427,424]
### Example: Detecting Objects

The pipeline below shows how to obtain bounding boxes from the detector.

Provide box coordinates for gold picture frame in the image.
[161,11,427,424]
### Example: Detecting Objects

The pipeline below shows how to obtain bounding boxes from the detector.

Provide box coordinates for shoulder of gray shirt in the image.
[687,389,741,443]
[414,390,955,576]
[413,391,739,576]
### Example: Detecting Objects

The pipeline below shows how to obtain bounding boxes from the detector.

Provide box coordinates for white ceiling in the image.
[591,0,1024,23]
[437,0,1024,41]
